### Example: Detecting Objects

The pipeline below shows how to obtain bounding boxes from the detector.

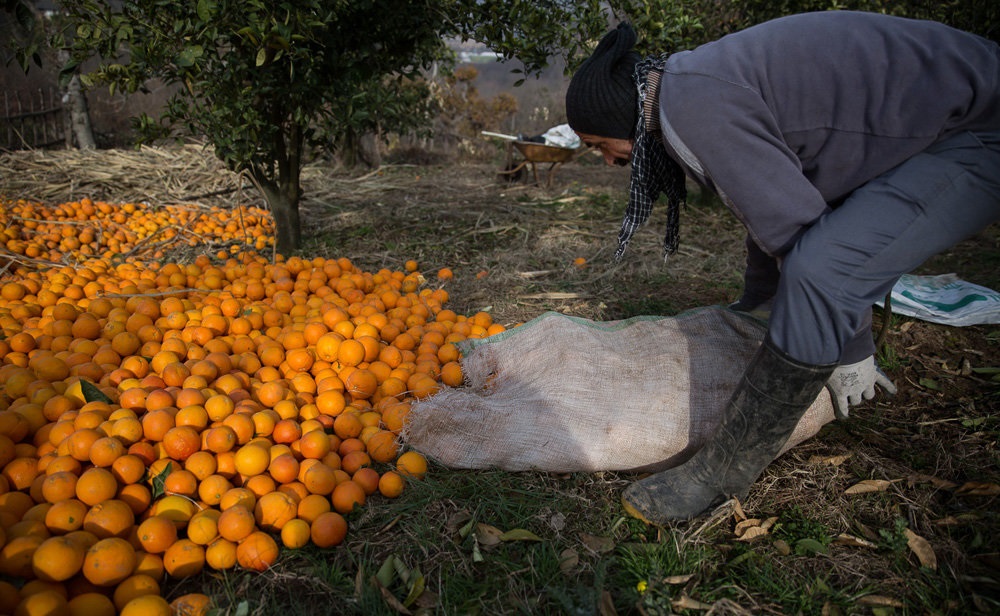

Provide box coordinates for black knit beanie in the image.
[565,23,641,140]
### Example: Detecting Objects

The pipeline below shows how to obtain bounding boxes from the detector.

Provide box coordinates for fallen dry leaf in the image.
[474,523,503,547]
[845,479,896,495]
[905,529,938,570]
[732,499,748,523]
[955,481,1000,496]
[857,595,905,608]
[519,291,588,300]
[598,590,617,616]
[579,533,615,554]
[832,533,877,549]
[736,526,769,542]
[663,573,695,585]
[373,577,413,615]
[734,515,778,541]
[907,473,959,490]
[672,595,713,611]
[734,518,761,536]
[933,513,979,527]
[558,548,579,574]
[854,521,880,543]
[808,453,852,466]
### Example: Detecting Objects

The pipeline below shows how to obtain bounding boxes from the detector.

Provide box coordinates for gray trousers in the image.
[769,130,1000,365]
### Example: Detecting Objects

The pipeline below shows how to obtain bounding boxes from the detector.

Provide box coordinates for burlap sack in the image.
[405,306,835,473]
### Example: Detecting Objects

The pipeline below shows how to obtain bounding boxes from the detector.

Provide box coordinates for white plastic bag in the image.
[405,306,835,473]
[541,124,581,149]
[877,273,1000,326]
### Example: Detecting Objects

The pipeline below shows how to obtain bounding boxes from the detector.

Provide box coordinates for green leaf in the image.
[392,555,411,584]
[375,555,397,587]
[794,538,829,556]
[402,568,425,607]
[81,380,113,404]
[918,377,940,390]
[233,601,250,616]
[197,0,218,22]
[58,58,81,80]
[177,46,204,68]
[256,48,267,66]
[15,0,36,31]
[458,517,475,540]
[150,462,173,500]
[727,549,759,567]
[499,528,543,542]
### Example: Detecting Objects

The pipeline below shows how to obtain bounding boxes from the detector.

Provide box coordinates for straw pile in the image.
[0,143,256,208]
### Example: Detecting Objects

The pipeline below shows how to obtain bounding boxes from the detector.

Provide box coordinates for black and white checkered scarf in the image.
[615,55,687,261]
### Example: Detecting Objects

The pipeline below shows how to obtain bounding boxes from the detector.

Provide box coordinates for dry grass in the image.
[0,142,251,206]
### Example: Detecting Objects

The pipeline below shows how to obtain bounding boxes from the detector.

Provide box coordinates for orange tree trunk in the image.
[259,181,301,256]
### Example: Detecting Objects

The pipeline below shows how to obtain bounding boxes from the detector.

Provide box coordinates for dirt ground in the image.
[299,155,1000,607]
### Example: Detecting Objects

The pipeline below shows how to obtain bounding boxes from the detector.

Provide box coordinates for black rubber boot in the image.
[622,337,836,524]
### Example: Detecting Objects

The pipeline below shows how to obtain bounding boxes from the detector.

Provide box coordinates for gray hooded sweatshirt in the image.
[658,11,1000,258]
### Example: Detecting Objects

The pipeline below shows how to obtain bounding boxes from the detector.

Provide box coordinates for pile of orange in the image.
[1,197,274,264]
[0,199,503,615]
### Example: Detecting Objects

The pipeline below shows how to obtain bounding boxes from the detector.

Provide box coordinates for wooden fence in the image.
[2,88,67,151]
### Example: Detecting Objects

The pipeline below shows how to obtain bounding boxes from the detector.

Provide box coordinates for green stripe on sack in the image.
[899,291,989,312]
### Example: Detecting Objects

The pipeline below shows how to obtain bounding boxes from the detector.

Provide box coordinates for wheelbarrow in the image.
[483,131,581,187]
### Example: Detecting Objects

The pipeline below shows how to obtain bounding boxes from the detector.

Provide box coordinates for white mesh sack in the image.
[405,306,835,473]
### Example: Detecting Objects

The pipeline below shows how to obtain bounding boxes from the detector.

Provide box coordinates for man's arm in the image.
[661,72,831,258]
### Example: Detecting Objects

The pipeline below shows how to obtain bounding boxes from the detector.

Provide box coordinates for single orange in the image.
[31,535,86,582]
[217,504,255,542]
[396,451,428,479]
[76,467,118,507]
[235,530,278,572]
[82,537,136,586]
[137,515,178,554]
[280,518,311,549]
[162,538,205,578]
[310,511,348,548]
[81,499,135,539]
[378,471,405,498]
[331,480,366,515]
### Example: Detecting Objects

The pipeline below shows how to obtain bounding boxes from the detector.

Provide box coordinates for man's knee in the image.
[778,244,840,302]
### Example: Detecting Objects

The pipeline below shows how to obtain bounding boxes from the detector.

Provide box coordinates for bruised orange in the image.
[235,530,278,572]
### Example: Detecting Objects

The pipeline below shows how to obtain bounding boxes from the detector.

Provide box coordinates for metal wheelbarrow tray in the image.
[500,141,580,187]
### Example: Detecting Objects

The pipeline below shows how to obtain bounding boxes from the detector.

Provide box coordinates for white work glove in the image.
[826,356,897,420]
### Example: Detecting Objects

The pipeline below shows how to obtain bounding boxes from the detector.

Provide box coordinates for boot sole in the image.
[620,493,657,525]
